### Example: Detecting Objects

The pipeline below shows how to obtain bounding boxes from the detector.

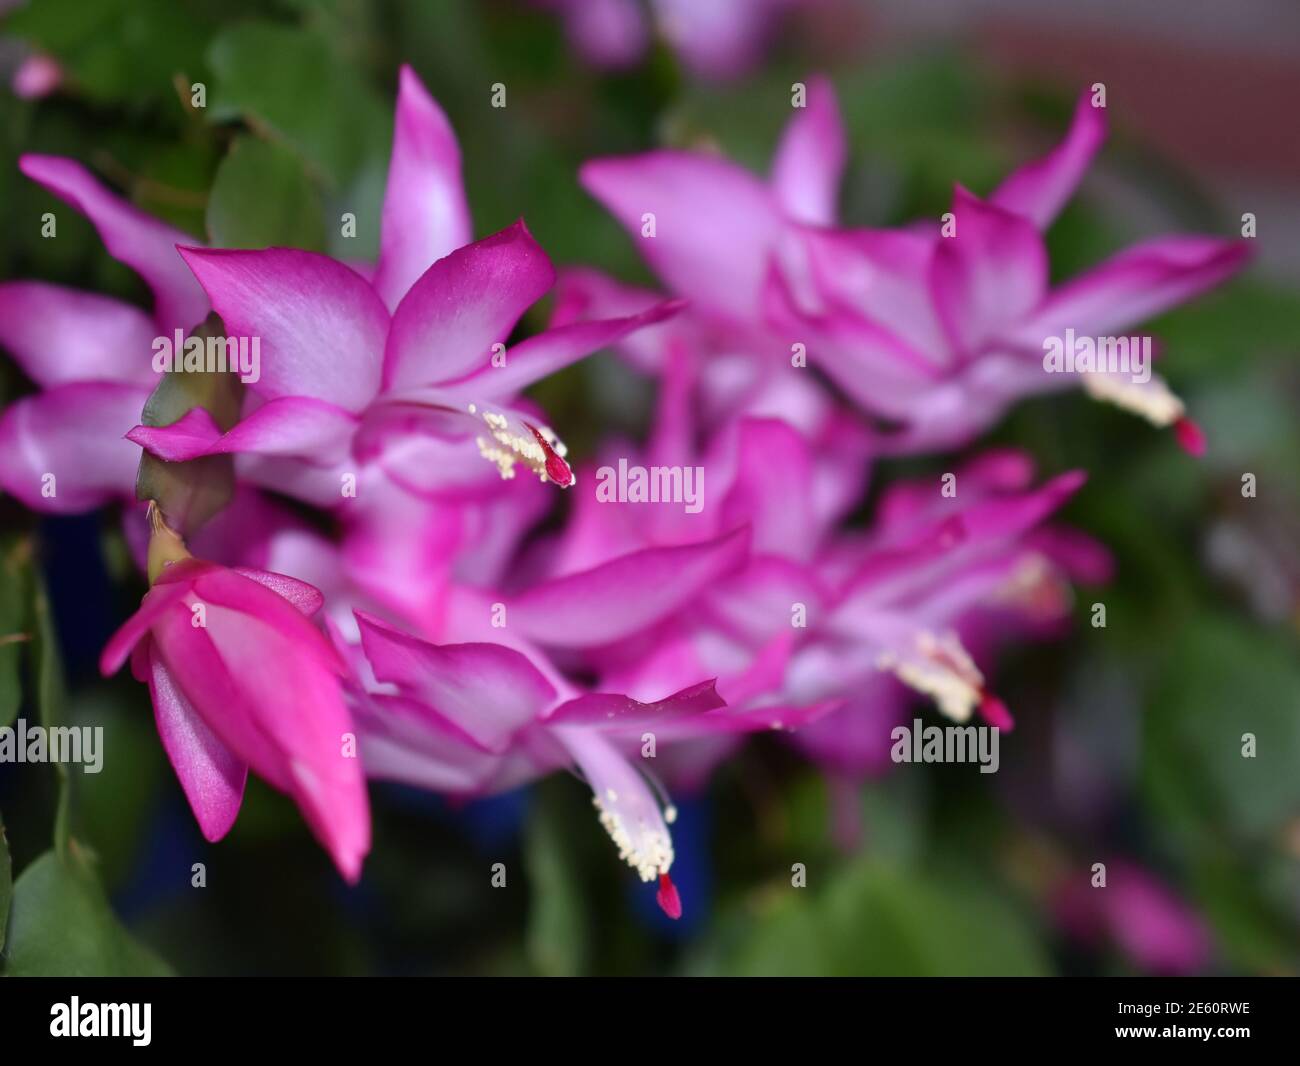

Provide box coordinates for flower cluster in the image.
[0,66,1246,921]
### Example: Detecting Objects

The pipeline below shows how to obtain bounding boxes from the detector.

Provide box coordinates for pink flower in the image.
[538,0,803,80]
[0,66,676,516]
[514,367,1105,792]
[0,156,210,511]
[127,67,680,504]
[348,607,803,917]
[789,448,1112,781]
[580,81,1250,454]
[99,505,370,882]
[521,340,1096,735]
[11,53,62,100]
[1054,860,1213,975]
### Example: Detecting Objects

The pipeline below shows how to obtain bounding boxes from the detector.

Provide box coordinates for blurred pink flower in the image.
[1054,860,1213,975]
[11,52,61,99]
[0,155,210,511]
[539,0,803,79]
[580,81,1250,454]
[511,345,1105,783]
[349,609,757,917]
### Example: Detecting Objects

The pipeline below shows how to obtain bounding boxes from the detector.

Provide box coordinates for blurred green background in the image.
[0,0,1297,975]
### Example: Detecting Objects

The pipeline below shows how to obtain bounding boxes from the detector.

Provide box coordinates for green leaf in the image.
[1152,281,1300,378]
[206,23,391,193]
[207,135,327,250]
[3,0,213,108]
[0,539,33,729]
[688,859,1051,976]
[1144,612,1300,841]
[69,686,167,891]
[30,569,72,854]
[524,781,591,976]
[1,848,172,976]
[0,811,12,955]
[135,314,242,536]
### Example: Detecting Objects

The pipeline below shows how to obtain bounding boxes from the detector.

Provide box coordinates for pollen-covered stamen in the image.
[994,554,1072,622]
[591,787,675,883]
[1081,371,1184,427]
[876,629,987,723]
[467,402,575,486]
[559,728,677,888]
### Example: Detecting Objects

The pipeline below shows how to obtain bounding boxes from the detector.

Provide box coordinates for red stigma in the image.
[1173,416,1206,458]
[978,691,1014,732]
[656,872,682,920]
[525,423,574,487]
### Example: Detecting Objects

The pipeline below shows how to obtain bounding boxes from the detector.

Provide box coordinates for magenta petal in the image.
[671,699,841,738]
[932,186,1048,355]
[954,470,1087,544]
[190,566,344,676]
[441,298,685,400]
[99,581,191,676]
[351,692,502,793]
[508,526,751,647]
[718,418,815,560]
[545,679,724,729]
[383,220,555,391]
[0,382,151,513]
[19,154,209,332]
[770,74,846,226]
[0,282,157,388]
[761,260,940,420]
[701,556,827,646]
[561,0,649,68]
[1105,862,1213,975]
[373,65,472,311]
[231,567,325,616]
[355,611,556,753]
[655,0,783,80]
[128,397,357,462]
[12,54,62,99]
[791,683,910,778]
[149,653,247,841]
[1009,236,1251,344]
[178,246,388,411]
[154,590,370,882]
[550,267,674,372]
[580,150,781,323]
[1026,525,1115,585]
[991,90,1107,229]
[126,407,222,461]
